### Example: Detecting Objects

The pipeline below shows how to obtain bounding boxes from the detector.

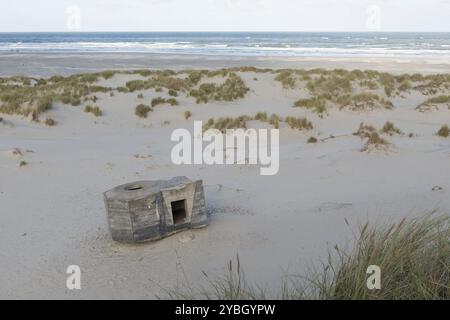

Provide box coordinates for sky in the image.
[0,0,449,32]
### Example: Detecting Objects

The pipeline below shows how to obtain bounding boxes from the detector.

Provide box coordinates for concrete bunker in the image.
[103,176,208,243]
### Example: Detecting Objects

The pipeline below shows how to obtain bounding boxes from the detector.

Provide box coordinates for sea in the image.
[0,32,449,58]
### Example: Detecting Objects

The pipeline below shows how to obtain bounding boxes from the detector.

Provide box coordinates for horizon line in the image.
[1,30,450,34]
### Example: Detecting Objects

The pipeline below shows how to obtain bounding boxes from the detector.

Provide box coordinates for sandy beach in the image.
[2,53,450,77]
[1,55,449,299]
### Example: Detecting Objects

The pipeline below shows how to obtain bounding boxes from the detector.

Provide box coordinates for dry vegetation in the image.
[307,136,318,144]
[151,97,179,107]
[135,104,152,118]
[164,213,450,300]
[285,116,314,131]
[1,68,450,126]
[417,95,450,112]
[189,73,250,104]
[436,125,450,138]
[202,116,251,133]
[294,97,327,116]
[274,68,450,115]
[203,113,312,133]
[381,121,403,136]
[353,123,390,152]
[84,105,103,117]
[44,117,56,126]
[0,68,253,122]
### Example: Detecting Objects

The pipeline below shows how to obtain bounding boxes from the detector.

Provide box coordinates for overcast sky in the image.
[1,0,449,32]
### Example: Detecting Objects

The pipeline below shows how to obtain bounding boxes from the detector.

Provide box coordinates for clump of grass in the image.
[436,125,450,138]
[379,73,396,97]
[307,136,318,144]
[190,73,249,104]
[353,123,390,152]
[315,213,450,300]
[163,255,261,300]
[117,86,129,93]
[84,105,102,117]
[166,98,179,106]
[254,112,268,122]
[44,117,56,126]
[338,93,393,111]
[398,79,412,92]
[36,96,53,113]
[381,121,403,136]
[164,213,450,300]
[359,80,379,90]
[151,97,166,107]
[253,112,282,129]
[19,161,28,167]
[353,123,377,138]
[285,116,313,131]
[294,97,327,115]
[168,89,178,97]
[126,80,149,92]
[150,97,178,107]
[417,95,450,112]
[269,114,282,129]
[306,74,352,97]
[137,93,144,99]
[184,111,192,120]
[203,116,251,133]
[135,104,152,118]
[100,70,115,80]
[60,94,81,106]
[362,132,389,152]
[414,74,450,95]
[275,70,297,89]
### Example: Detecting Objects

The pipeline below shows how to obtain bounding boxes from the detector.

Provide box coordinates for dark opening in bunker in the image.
[171,199,187,225]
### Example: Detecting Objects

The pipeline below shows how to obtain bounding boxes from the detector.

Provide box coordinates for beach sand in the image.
[0,55,449,299]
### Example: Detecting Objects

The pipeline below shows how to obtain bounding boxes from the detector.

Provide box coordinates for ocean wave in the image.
[1,39,450,58]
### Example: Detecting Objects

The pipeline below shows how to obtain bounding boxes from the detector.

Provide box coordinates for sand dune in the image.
[0,61,449,299]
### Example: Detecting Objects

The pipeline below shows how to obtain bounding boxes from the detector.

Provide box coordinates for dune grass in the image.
[417,95,450,112]
[338,93,393,111]
[275,70,297,89]
[268,114,282,129]
[151,97,179,107]
[203,116,251,133]
[151,97,166,108]
[381,121,403,136]
[84,105,103,117]
[163,213,450,300]
[436,125,450,138]
[190,73,250,104]
[294,97,327,116]
[44,117,56,126]
[353,123,390,152]
[135,104,152,118]
[285,116,314,131]
[168,89,178,97]
[2,68,450,124]
[254,112,268,122]
[307,136,318,144]
[361,132,389,152]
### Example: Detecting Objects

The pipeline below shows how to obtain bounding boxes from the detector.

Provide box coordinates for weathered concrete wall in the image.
[104,177,208,243]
